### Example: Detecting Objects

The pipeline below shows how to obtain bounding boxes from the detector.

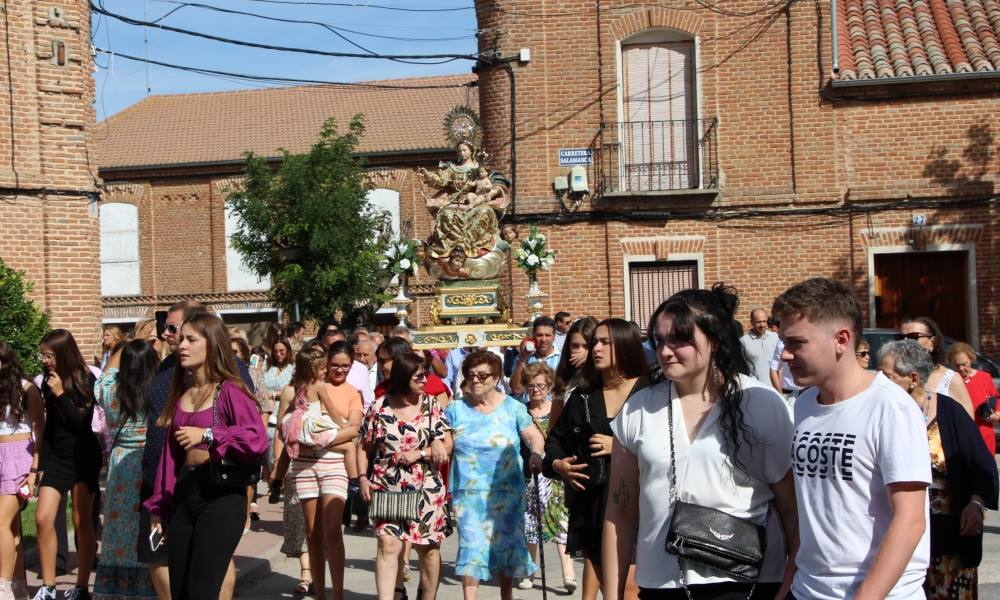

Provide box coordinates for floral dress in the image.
[93,368,157,599]
[360,394,452,544]
[524,414,568,545]
[446,396,537,581]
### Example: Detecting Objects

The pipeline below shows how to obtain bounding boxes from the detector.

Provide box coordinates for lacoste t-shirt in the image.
[790,372,931,600]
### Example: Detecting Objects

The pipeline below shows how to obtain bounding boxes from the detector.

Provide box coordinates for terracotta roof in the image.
[94,74,478,169]
[836,0,1000,80]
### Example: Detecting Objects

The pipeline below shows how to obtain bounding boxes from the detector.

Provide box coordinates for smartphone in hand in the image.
[149,528,166,552]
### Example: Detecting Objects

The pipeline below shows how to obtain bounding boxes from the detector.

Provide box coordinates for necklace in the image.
[603,372,625,390]
[920,391,932,424]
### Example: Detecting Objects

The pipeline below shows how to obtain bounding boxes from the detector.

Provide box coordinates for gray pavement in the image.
[234,526,579,600]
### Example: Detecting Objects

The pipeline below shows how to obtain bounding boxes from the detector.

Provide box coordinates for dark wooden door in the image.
[874,251,969,339]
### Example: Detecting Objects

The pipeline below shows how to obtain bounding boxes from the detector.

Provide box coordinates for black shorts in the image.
[136,482,169,564]
[38,453,100,494]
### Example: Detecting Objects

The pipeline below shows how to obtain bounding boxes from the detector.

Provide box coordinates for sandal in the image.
[293,568,313,595]
[249,502,261,521]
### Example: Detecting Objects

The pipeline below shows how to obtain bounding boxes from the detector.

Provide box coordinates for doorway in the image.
[873,250,970,340]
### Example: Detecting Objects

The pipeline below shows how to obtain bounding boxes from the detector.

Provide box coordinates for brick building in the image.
[0,0,102,358]
[471,0,1000,354]
[93,76,477,340]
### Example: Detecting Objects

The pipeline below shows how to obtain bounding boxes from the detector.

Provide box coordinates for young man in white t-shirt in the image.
[772,277,931,600]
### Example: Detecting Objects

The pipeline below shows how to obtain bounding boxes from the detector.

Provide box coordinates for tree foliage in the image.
[227,116,389,324]
[0,259,50,375]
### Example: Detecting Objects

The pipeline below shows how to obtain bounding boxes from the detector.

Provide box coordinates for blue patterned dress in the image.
[446,396,537,581]
[94,369,156,599]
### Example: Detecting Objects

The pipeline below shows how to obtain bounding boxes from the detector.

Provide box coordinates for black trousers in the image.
[639,582,781,600]
[168,466,247,600]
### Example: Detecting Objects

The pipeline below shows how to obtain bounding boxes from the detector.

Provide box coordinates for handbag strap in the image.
[210,382,224,429]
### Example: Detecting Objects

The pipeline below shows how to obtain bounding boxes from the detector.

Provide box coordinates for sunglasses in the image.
[855,351,870,358]
[412,371,428,381]
[894,332,932,341]
[166,324,180,334]
[467,371,494,382]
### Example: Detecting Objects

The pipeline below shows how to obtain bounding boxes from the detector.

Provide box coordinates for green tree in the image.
[0,259,50,375]
[227,116,389,324]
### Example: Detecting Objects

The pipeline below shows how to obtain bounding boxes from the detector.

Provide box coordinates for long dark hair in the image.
[584,318,648,392]
[41,329,95,410]
[649,283,755,476]
[271,337,294,369]
[901,315,946,365]
[158,314,251,428]
[0,342,28,421]
[553,316,597,400]
[387,352,425,397]
[115,339,159,422]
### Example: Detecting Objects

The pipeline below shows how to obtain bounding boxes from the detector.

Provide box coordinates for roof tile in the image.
[94,74,478,169]
[837,0,1000,79]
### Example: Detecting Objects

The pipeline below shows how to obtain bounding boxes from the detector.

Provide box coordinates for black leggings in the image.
[168,465,247,600]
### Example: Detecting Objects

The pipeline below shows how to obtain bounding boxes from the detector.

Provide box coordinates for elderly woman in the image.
[446,350,545,600]
[518,362,574,592]
[948,342,1000,454]
[877,340,999,600]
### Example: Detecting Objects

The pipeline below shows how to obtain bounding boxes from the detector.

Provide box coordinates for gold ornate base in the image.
[412,323,529,350]
[432,279,503,325]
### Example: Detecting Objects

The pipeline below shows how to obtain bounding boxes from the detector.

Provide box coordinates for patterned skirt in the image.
[924,554,977,600]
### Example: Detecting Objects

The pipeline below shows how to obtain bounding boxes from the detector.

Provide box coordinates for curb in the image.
[234,535,284,587]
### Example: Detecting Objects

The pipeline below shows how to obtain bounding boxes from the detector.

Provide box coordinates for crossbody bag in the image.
[208,383,264,489]
[663,382,767,597]
[368,397,432,522]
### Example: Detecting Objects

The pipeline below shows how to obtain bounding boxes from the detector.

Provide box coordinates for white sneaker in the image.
[564,577,578,593]
[0,580,14,600]
[30,587,55,600]
[517,578,534,590]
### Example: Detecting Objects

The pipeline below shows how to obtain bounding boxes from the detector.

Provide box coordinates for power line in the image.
[236,0,472,11]
[93,48,478,89]
[143,1,473,64]
[91,1,483,62]
[149,0,475,42]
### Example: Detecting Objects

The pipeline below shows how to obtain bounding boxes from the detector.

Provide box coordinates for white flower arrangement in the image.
[383,239,420,277]
[514,225,556,277]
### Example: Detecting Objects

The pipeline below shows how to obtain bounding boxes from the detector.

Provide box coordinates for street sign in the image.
[558,148,593,166]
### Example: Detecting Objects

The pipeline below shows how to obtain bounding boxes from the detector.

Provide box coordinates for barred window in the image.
[627,260,699,331]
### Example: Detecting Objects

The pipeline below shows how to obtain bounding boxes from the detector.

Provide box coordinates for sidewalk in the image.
[23,497,285,594]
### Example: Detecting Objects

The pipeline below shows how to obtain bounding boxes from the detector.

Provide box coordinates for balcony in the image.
[596,118,719,197]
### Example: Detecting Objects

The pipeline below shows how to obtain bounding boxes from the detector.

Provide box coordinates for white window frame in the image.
[615,28,704,191]
[622,250,705,325]
[224,206,271,292]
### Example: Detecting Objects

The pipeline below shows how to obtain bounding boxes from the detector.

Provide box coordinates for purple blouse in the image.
[144,380,268,517]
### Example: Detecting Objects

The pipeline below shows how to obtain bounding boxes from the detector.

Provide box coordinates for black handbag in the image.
[575,393,608,488]
[663,383,767,596]
[208,383,263,490]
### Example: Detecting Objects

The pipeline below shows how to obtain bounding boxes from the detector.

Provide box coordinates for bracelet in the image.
[29,468,38,474]
[971,499,986,512]
[358,474,368,480]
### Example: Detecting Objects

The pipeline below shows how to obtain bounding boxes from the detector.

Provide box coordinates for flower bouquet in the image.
[513,225,556,280]
[381,240,420,278]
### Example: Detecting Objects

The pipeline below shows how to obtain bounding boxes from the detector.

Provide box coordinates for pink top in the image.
[144,380,268,517]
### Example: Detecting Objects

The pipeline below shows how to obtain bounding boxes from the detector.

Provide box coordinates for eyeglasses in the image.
[412,372,428,381]
[329,364,352,371]
[467,371,494,382]
[37,352,55,361]
[894,332,933,341]
[855,351,870,358]
[526,384,549,391]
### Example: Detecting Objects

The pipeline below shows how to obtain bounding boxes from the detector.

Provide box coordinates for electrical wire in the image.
[93,48,478,89]
[236,0,472,11]
[91,1,483,62]
[149,0,475,42]
[142,1,473,64]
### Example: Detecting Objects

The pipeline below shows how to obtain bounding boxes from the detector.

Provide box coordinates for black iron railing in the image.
[596,118,719,194]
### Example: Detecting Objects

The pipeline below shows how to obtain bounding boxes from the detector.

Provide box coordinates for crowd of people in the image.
[0,278,998,600]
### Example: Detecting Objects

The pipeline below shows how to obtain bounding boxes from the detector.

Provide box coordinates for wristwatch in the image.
[971,498,987,513]
[202,428,215,446]
[420,449,427,460]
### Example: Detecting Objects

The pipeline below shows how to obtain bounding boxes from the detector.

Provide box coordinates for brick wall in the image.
[472,0,1000,354]
[0,0,101,360]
